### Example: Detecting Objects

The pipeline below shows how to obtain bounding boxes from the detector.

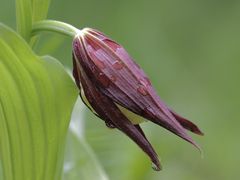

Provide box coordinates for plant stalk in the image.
[32,20,80,38]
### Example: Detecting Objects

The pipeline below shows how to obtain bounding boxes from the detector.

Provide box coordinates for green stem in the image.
[32,20,80,38]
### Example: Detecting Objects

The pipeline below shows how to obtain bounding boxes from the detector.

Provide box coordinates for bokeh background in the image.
[1,0,240,179]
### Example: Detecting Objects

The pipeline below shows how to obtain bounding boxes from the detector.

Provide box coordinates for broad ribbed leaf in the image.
[31,0,51,22]
[15,0,32,41]
[0,23,78,180]
[30,0,52,47]
[15,0,51,44]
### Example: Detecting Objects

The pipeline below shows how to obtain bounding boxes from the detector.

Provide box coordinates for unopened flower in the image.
[72,28,203,171]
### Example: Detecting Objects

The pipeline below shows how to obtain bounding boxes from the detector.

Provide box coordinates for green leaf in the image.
[15,0,51,43]
[63,132,109,180]
[63,99,109,180]
[30,0,52,47]
[15,0,32,41]
[0,23,78,180]
[33,34,65,56]
[0,162,3,180]
[31,0,51,22]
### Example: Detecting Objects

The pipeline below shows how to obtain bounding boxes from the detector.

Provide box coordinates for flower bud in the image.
[72,28,203,171]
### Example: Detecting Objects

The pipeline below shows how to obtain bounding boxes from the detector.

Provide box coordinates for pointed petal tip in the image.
[190,140,203,157]
[177,130,203,156]
[195,128,204,136]
[149,151,162,171]
[187,124,204,136]
[170,110,204,136]
[151,161,162,171]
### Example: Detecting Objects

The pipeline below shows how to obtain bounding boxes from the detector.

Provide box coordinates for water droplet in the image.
[103,39,121,52]
[151,162,161,171]
[98,73,110,87]
[139,77,151,87]
[142,107,155,117]
[94,58,106,69]
[137,85,148,96]
[112,61,124,70]
[105,121,115,128]
[110,75,117,82]
[88,51,106,70]
[144,77,151,85]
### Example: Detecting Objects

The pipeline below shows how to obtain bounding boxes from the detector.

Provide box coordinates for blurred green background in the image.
[1,0,240,179]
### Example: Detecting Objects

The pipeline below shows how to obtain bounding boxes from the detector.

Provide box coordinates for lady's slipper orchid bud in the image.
[72,28,203,171]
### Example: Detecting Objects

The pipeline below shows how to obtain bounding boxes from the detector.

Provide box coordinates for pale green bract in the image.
[63,98,109,180]
[0,23,78,180]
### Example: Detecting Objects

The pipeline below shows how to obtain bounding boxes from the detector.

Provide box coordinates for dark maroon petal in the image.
[74,57,161,170]
[72,28,204,170]
[72,55,80,89]
[134,124,146,138]
[73,31,201,150]
[84,28,108,41]
[105,120,116,129]
[170,110,204,135]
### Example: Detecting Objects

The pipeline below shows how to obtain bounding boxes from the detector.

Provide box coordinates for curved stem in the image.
[32,20,80,38]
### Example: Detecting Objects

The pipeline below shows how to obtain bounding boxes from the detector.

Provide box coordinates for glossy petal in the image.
[72,29,202,149]
[73,54,161,170]
[72,28,203,170]
[170,110,204,135]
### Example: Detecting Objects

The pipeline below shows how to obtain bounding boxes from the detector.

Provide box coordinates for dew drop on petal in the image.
[110,75,117,82]
[98,73,111,87]
[142,107,155,117]
[139,77,151,87]
[151,162,161,171]
[105,121,115,128]
[94,58,106,69]
[103,39,121,52]
[113,61,124,70]
[137,85,148,96]
[144,77,151,86]
[88,51,106,70]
